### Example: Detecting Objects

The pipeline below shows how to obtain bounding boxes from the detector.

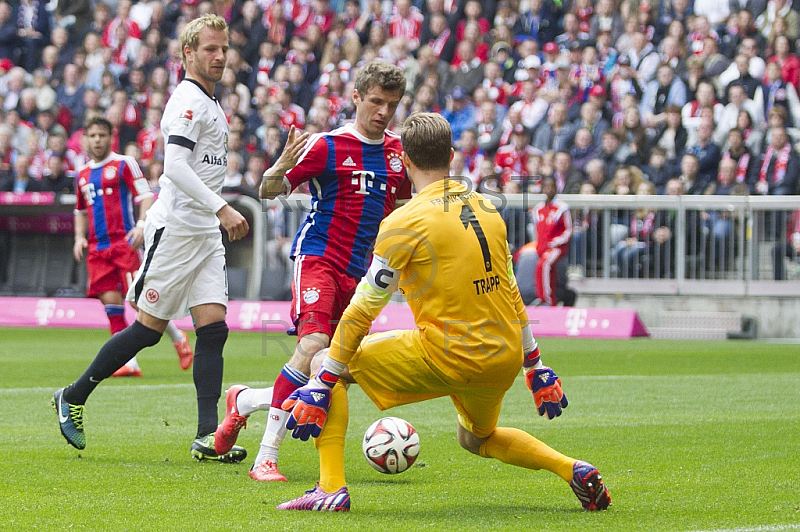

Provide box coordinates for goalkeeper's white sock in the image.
[235,387,273,417]
[255,413,287,465]
[125,356,140,370]
[164,321,184,343]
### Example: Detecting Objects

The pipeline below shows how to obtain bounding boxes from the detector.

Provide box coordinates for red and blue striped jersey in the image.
[286,124,411,278]
[75,153,153,252]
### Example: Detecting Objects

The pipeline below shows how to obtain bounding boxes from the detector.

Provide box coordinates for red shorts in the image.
[290,255,358,338]
[86,241,141,298]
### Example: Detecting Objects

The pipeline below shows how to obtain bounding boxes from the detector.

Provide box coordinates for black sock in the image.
[193,321,228,439]
[63,321,162,405]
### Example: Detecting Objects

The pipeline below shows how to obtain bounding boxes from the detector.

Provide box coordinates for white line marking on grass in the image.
[7,372,798,394]
[685,525,800,532]
[0,382,273,394]
[513,374,800,383]
[0,384,194,394]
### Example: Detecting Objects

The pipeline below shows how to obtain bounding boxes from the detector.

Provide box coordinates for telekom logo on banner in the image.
[565,308,588,336]
[236,302,290,330]
[35,299,57,325]
[34,299,77,325]
[0,298,648,339]
[529,307,647,338]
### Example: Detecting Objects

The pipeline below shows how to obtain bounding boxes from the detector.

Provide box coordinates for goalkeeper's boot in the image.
[276,484,350,511]
[173,330,194,370]
[570,460,611,511]
[249,459,287,482]
[190,434,247,463]
[52,388,86,450]
[213,385,249,455]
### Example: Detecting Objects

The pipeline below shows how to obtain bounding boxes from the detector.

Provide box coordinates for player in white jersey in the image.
[53,15,250,462]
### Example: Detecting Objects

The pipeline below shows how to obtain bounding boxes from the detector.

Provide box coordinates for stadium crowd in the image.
[0,0,799,283]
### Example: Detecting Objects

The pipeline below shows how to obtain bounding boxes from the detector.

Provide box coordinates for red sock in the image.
[104,304,127,335]
[270,365,309,408]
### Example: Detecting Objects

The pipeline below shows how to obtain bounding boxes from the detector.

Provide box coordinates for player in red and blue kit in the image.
[213,62,410,482]
[74,116,193,377]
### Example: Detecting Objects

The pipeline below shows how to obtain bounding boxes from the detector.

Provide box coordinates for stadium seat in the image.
[73,259,88,297]
[0,234,47,296]
[227,267,249,300]
[515,252,538,305]
[0,232,9,286]
[43,235,78,297]
[260,268,291,301]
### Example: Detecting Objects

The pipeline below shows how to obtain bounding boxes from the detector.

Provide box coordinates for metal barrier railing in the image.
[262,193,800,298]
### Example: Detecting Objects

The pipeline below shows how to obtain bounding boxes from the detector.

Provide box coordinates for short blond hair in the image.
[179,14,229,69]
[401,113,452,171]
[354,61,406,98]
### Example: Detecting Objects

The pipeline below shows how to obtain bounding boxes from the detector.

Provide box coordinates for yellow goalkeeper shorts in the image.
[349,329,513,438]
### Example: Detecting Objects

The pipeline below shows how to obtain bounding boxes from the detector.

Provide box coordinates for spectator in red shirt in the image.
[102,0,141,48]
[456,0,490,40]
[388,0,424,52]
[494,124,538,184]
[767,35,800,88]
[136,105,162,164]
[295,0,334,38]
[533,175,573,305]
[272,84,306,130]
[456,128,485,176]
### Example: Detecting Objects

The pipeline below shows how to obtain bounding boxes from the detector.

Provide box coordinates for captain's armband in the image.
[365,254,400,296]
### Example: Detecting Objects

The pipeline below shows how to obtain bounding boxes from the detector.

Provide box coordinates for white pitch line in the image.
[685,525,800,532]
[4,372,799,394]
[0,384,193,394]
[0,382,273,394]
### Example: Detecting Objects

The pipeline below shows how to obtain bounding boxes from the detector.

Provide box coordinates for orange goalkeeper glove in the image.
[525,366,569,419]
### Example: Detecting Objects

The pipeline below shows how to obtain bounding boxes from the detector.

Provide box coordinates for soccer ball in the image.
[362,417,420,474]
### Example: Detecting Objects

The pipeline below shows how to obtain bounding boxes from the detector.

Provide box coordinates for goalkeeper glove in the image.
[525,366,568,420]
[281,366,340,441]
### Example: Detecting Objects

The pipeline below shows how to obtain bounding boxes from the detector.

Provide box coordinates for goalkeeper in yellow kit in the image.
[276,113,611,512]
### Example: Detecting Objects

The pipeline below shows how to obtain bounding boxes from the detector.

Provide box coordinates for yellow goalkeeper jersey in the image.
[328,179,527,386]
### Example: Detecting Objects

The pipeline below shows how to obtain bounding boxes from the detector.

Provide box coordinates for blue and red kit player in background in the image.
[213,61,411,482]
[74,116,193,376]
[533,176,573,306]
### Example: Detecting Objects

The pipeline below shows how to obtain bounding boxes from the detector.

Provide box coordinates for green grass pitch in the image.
[1,327,799,531]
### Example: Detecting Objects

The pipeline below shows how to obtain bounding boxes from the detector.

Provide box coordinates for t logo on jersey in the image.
[351,170,375,195]
[81,182,96,205]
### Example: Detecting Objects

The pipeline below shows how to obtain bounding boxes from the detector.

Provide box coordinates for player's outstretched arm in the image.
[281,253,400,441]
[521,327,569,420]
[260,126,310,199]
[281,357,345,441]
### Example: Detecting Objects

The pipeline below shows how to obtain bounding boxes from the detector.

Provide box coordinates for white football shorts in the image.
[126,221,228,321]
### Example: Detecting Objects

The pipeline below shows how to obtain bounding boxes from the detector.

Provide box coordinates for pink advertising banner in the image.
[0,192,57,206]
[0,298,648,338]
